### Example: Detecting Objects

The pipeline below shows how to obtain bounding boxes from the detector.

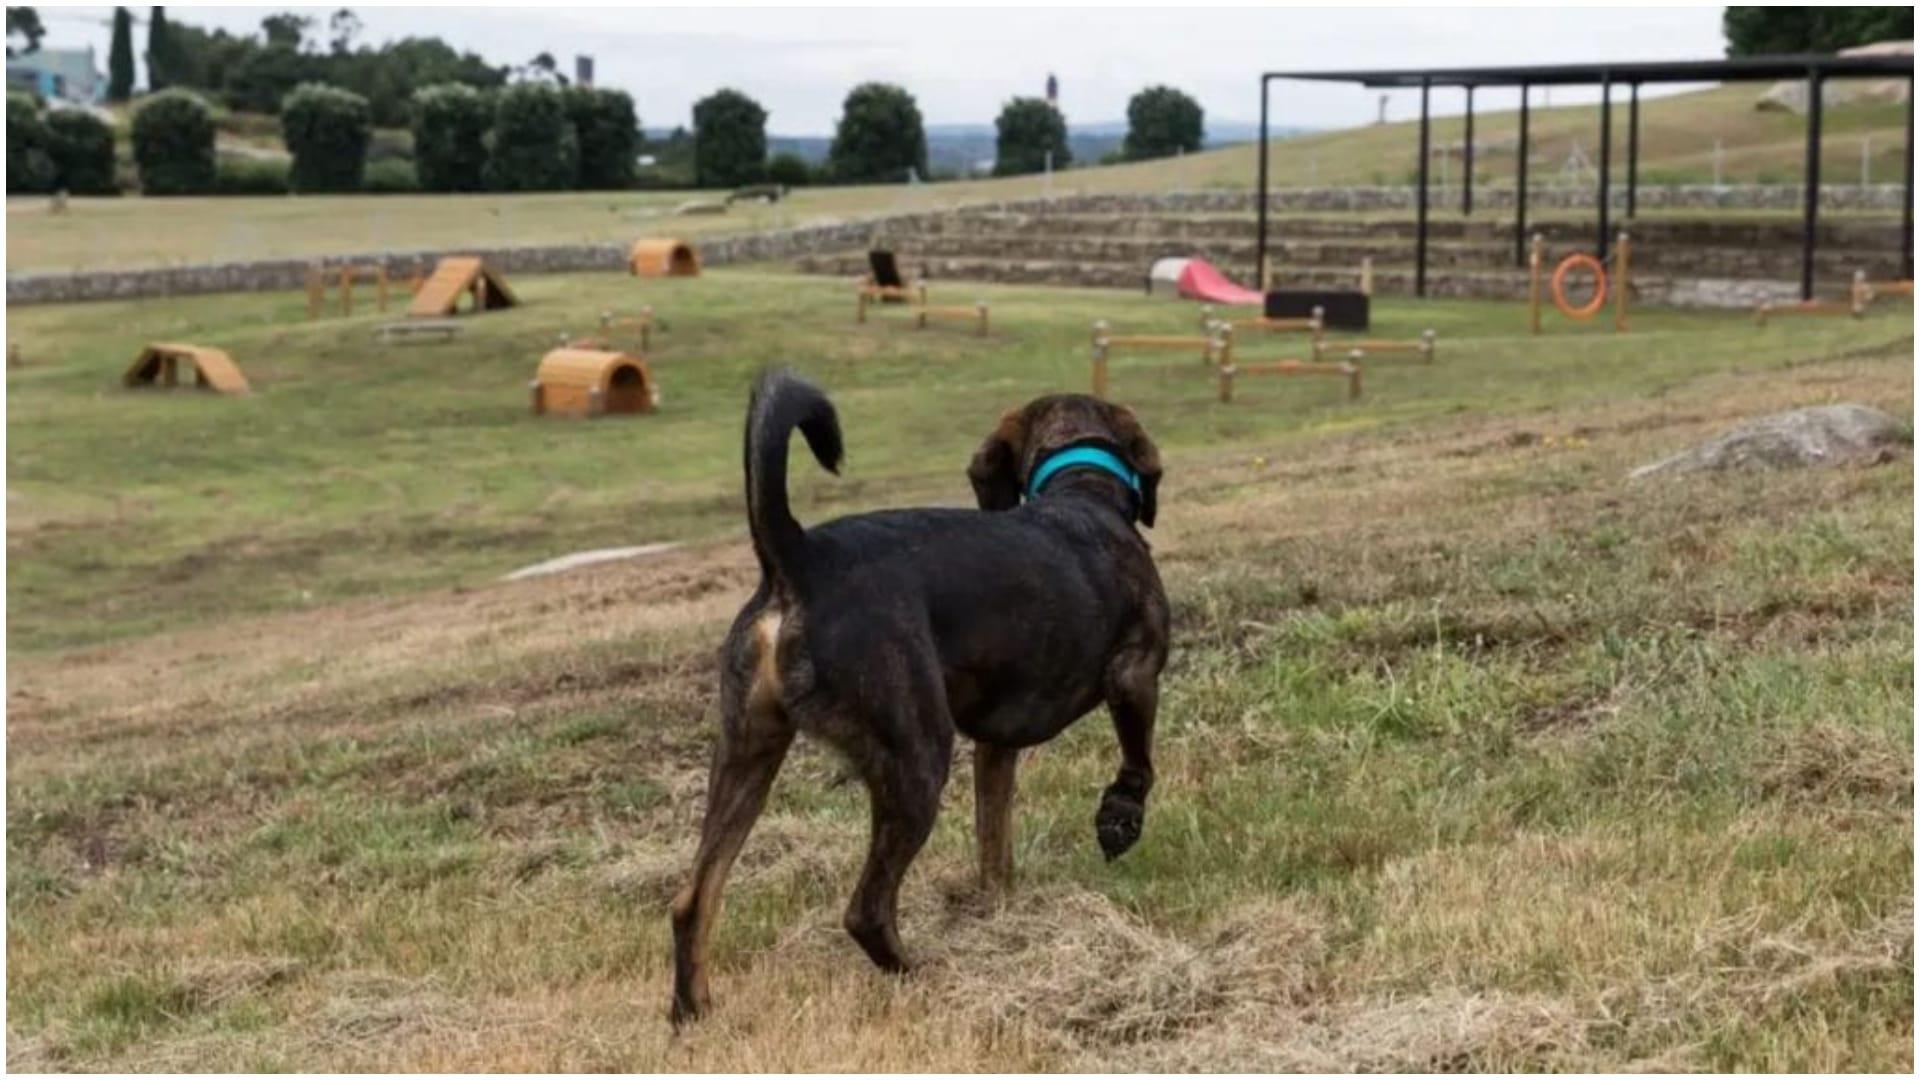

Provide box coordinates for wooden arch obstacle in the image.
[530,348,657,418]
[407,256,518,317]
[124,343,250,395]
[629,238,700,277]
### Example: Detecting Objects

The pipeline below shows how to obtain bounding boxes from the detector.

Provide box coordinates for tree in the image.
[146,6,175,91]
[260,12,310,49]
[328,8,360,55]
[827,82,927,184]
[692,88,767,188]
[130,88,216,194]
[7,91,56,192]
[566,86,637,189]
[44,107,118,193]
[766,151,812,188]
[412,82,490,191]
[280,81,370,192]
[107,6,134,101]
[993,97,1069,177]
[1723,7,1913,55]
[1122,85,1203,161]
[7,7,44,56]
[224,43,320,113]
[484,81,577,191]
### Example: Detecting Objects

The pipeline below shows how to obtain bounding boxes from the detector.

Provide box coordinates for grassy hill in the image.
[8,84,1909,274]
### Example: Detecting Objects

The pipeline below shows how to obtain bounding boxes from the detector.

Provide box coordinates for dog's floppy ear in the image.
[1107,404,1163,528]
[967,408,1027,511]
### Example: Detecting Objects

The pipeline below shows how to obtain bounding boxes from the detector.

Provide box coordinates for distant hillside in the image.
[768,121,1306,178]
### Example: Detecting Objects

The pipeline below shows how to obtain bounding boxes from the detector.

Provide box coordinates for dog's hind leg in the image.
[1096,651,1160,861]
[973,743,1018,893]
[844,670,953,972]
[669,683,793,1026]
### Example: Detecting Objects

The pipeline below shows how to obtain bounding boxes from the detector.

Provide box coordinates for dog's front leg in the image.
[973,743,1018,893]
[1097,655,1158,860]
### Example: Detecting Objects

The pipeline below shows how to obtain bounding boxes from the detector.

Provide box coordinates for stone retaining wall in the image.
[8,184,1907,306]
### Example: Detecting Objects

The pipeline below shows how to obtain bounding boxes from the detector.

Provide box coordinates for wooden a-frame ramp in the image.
[407,256,519,317]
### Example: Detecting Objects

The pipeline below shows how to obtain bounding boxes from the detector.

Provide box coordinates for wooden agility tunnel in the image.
[407,256,518,317]
[530,348,657,418]
[629,238,700,277]
[124,342,251,395]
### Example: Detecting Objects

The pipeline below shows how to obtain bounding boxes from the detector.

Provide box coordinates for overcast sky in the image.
[48,5,1732,133]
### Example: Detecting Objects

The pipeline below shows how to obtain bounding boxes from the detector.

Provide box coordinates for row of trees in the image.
[112,81,639,195]
[694,82,1204,188]
[8,92,117,194]
[107,6,505,123]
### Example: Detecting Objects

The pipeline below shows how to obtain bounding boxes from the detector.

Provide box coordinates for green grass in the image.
[7,85,1908,273]
[6,273,1912,1070]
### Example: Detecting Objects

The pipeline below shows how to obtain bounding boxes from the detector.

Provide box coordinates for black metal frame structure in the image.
[1255,55,1915,300]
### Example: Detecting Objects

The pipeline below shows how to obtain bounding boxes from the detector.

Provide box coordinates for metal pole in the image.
[1801,68,1823,301]
[1417,77,1431,297]
[1627,82,1640,218]
[1904,76,1914,280]
[1516,82,1530,266]
[1597,71,1612,260]
[1256,75,1270,292]
[1462,86,1474,215]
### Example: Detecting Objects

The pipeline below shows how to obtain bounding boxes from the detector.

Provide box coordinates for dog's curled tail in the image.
[744,368,843,588]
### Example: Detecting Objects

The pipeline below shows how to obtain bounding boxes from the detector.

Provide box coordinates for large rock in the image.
[1630,404,1910,480]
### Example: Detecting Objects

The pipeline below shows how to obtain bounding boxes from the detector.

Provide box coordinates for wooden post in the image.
[1613,231,1631,332]
[1198,304,1214,332]
[1359,256,1374,297]
[1259,254,1273,292]
[1528,233,1544,335]
[1310,306,1325,359]
[528,379,544,415]
[1755,302,1772,327]
[339,266,353,318]
[1850,269,1867,317]
[475,275,488,313]
[1217,362,1235,404]
[1347,350,1365,401]
[307,266,323,320]
[1420,329,1437,363]
[376,265,389,312]
[1091,321,1110,399]
[976,301,989,337]
[856,288,870,324]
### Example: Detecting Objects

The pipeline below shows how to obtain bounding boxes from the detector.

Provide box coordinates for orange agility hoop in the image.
[1550,253,1608,321]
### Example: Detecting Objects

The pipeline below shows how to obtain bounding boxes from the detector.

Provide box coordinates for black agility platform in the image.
[1266,289,1370,331]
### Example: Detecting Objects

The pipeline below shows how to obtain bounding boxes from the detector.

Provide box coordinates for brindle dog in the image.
[669,369,1169,1025]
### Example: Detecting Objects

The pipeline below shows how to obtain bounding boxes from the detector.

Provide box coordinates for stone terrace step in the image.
[877,211,1906,251]
[856,233,1904,281]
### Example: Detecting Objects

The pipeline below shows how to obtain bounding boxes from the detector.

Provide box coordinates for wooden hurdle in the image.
[570,307,655,352]
[857,282,927,323]
[1090,319,1233,398]
[1311,328,1436,364]
[307,263,390,319]
[1217,352,1362,403]
[1754,270,1871,325]
[916,299,990,337]
[1198,304,1325,348]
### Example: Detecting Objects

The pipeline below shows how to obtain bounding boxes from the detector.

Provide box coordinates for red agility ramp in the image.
[1148,257,1264,306]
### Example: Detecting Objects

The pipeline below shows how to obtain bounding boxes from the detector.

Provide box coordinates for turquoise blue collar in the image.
[1025,445,1141,502]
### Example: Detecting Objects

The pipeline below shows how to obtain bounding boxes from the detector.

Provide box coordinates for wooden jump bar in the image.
[1217,354,1362,403]
[1089,319,1233,398]
[1199,304,1325,338]
[1311,329,1436,364]
[1755,271,1871,324]
[915,301,990,337]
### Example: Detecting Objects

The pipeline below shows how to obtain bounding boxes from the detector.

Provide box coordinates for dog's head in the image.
[967,394,1163,527]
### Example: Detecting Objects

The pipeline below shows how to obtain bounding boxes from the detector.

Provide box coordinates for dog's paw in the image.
[1095,789,1145,860]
